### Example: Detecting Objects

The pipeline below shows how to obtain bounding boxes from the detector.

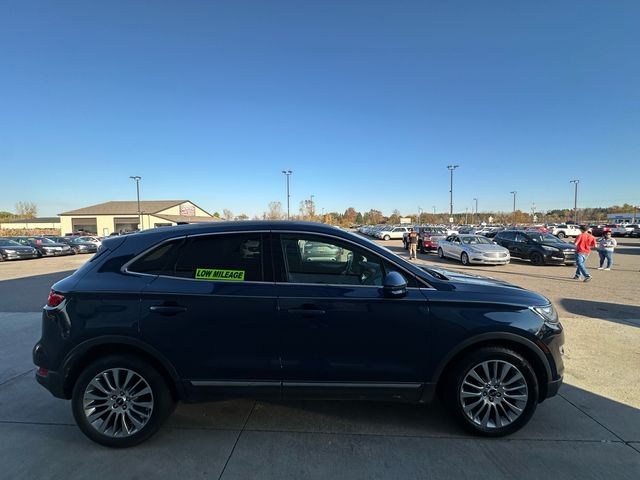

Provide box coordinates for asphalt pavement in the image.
[1,255,639,479]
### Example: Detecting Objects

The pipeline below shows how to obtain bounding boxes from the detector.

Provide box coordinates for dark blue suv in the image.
[33,221,564,447]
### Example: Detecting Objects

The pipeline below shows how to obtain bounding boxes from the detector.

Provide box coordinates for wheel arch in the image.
[61,336,185,401]
[429,333,552,402]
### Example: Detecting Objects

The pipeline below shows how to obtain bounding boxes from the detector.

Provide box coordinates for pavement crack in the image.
[217,400,256,480]
[0,368,34,388]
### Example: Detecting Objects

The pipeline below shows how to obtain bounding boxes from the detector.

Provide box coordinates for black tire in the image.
[403,240,408,250]
[437,247,444,259]
[383,235,390,241]
[419,242,426,254]
[443,346,539,437]
[556,231,566,239]
[461,252,470,265]
[530,251,544,266]
[71,354,176,447]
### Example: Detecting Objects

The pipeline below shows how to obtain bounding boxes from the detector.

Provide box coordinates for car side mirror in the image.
[382,271,408,298]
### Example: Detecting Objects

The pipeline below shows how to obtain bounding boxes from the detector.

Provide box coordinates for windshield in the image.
[0,239,21,247]
[461,236,493,245]
[528,233,562,243]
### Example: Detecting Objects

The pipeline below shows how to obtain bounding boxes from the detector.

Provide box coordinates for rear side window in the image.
[127,239,184,275]
[166,233,264,281]
[498,232,515,241]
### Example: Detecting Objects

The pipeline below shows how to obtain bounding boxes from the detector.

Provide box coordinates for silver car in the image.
[437,234,510,265]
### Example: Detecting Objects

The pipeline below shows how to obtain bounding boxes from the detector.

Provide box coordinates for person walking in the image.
[573,225,597,282]
[407,228,418,260]
[597,230,617,270]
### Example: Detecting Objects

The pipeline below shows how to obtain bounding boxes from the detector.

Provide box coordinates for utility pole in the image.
[570,179,579,224]
[510,191,517,225]
[310,194,315,218]
[282,170,292,220]
[129,176,142,230]
[465,207,468,225]
[447,165,459,221]
[418,206,422,224]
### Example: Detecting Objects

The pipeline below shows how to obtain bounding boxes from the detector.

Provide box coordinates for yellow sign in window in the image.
[194,268,245,281]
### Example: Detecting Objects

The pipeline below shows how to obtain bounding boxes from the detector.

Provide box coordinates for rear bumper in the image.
[35,368,67,399]
[545,376,563,398]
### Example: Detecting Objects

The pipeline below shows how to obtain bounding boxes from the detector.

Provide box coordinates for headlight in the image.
[531,304,559,324]
[541,246,560,251]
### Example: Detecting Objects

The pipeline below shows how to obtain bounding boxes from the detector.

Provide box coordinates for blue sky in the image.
[1,1,638,218]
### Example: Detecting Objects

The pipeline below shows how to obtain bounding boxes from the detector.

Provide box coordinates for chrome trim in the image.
[282,382,421,389]
[121,235,187,276]
[190,380,280,387]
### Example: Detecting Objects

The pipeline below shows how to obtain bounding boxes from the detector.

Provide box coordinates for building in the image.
[59,200,219,236]
[607,213,637,224]
[0,217,61,231]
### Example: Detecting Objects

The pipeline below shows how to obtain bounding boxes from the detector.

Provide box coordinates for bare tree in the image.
[15,201,37,219]
[223,209,234,221]
[235,213,249,221]
[265,201,284,220]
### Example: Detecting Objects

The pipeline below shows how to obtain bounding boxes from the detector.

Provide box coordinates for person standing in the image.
[407,228,418,260]
[597,230,617,270]
[573,225,597,282]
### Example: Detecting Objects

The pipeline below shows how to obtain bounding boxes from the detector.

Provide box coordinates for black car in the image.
[14,236,74,257]
[494,230,576,266]
[0,237,39,261]
[45,236,98,254]
[33,221,564,447]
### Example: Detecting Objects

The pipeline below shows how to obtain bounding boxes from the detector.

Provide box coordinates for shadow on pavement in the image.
[559,298,640,326]
[0,270,76,312]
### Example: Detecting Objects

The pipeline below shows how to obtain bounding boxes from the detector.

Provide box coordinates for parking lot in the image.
[1,240,639,479]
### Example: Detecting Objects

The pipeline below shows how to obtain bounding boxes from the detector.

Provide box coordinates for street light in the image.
[473,197,478,224]
[447,165,459,221]
[510,191,517,225]
[570,180,579,224]
[281,170,292,220]
[129,176,142,230]
[418,206,422,224]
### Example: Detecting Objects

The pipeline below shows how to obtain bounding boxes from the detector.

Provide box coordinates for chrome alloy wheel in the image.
[459,360,528,429]
[83,368,154,437]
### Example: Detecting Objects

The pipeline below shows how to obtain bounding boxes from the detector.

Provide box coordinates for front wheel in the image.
[437,247,444,259]
[444,347,539,437]
[72,354,176,447]
[556,231,566,239]
[461,252,470,265]
[530,251,544,266]
[419,242,426,254]
[383,235,390,241]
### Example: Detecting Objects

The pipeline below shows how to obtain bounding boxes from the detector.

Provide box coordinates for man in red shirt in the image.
[573,225,597,282]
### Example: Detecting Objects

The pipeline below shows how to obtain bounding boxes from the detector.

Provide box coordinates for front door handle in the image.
[149,305,188,315]
[287,308,326,316]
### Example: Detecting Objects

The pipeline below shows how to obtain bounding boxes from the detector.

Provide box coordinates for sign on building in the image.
[179,203,196,216]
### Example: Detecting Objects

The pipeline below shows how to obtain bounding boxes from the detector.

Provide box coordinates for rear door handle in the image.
[287,308,326,316]
[149,305,188,315]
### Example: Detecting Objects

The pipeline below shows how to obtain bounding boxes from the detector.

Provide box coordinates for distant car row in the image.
[0,235,102,262]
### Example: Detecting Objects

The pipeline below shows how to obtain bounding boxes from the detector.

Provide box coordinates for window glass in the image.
[128,239,184,275]
[514,233,528,243]
[498,232,515,241]
[280,234,387,286]
[168,233,263,281]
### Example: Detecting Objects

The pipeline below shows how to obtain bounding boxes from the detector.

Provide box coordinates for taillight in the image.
[47,290,65,307]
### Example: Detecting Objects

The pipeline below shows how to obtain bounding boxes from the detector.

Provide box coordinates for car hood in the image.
[417,266,549,305]
[539,242,575,250]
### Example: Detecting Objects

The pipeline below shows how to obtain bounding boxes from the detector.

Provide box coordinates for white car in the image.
[437,234,510,265]
[376,226,410,240]
[550,224,582,238]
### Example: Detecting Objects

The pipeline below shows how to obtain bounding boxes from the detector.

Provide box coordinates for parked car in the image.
[589,225,610,237]
[403,226,447,253]
[13,236,73,257]
[45,236,99,254]
[437,234,510,265]
[609,224,634,237]
[494,231,576,266]
[34,221,564,447]
[0,237,39,261]
[76,235,103,246]
[627,224,640,238]
[549,224,582,238]
[376,226,410,240]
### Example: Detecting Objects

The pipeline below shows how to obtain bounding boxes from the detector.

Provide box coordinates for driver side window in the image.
[279,234,386,286]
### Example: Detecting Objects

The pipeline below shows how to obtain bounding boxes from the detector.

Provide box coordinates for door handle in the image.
[287,308,326,316]
[149,305,188,315]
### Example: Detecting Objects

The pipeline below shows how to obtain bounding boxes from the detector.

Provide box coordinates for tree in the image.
[355,212,363,224]
[212,211,221,218]
[235,213,249,221]
[0,211,15,220]
[15,201,37,219]
[363,209,383,224]
[265,201,284,220]
[223,209,234,221]
[388,209,401,224]
[343,207,358,225]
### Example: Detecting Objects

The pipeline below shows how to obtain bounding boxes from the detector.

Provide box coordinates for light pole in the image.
[310,194,315,218]
[418,206,422,224]
[282,170,292,220]
[473,197,478,224]
[510,191,517,225]
[570,180,579,224]
[447,165,459,221]
[129,176,142,230]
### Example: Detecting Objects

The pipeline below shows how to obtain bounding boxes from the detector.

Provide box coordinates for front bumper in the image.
[2,251,39,260]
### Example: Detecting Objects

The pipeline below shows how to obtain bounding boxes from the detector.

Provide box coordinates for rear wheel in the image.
[71,354,176,447]
[403,240,408,250]
[461,252,470,265]
[443,347,539,437]
[530,251,544,266]
[419,242,426,254]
